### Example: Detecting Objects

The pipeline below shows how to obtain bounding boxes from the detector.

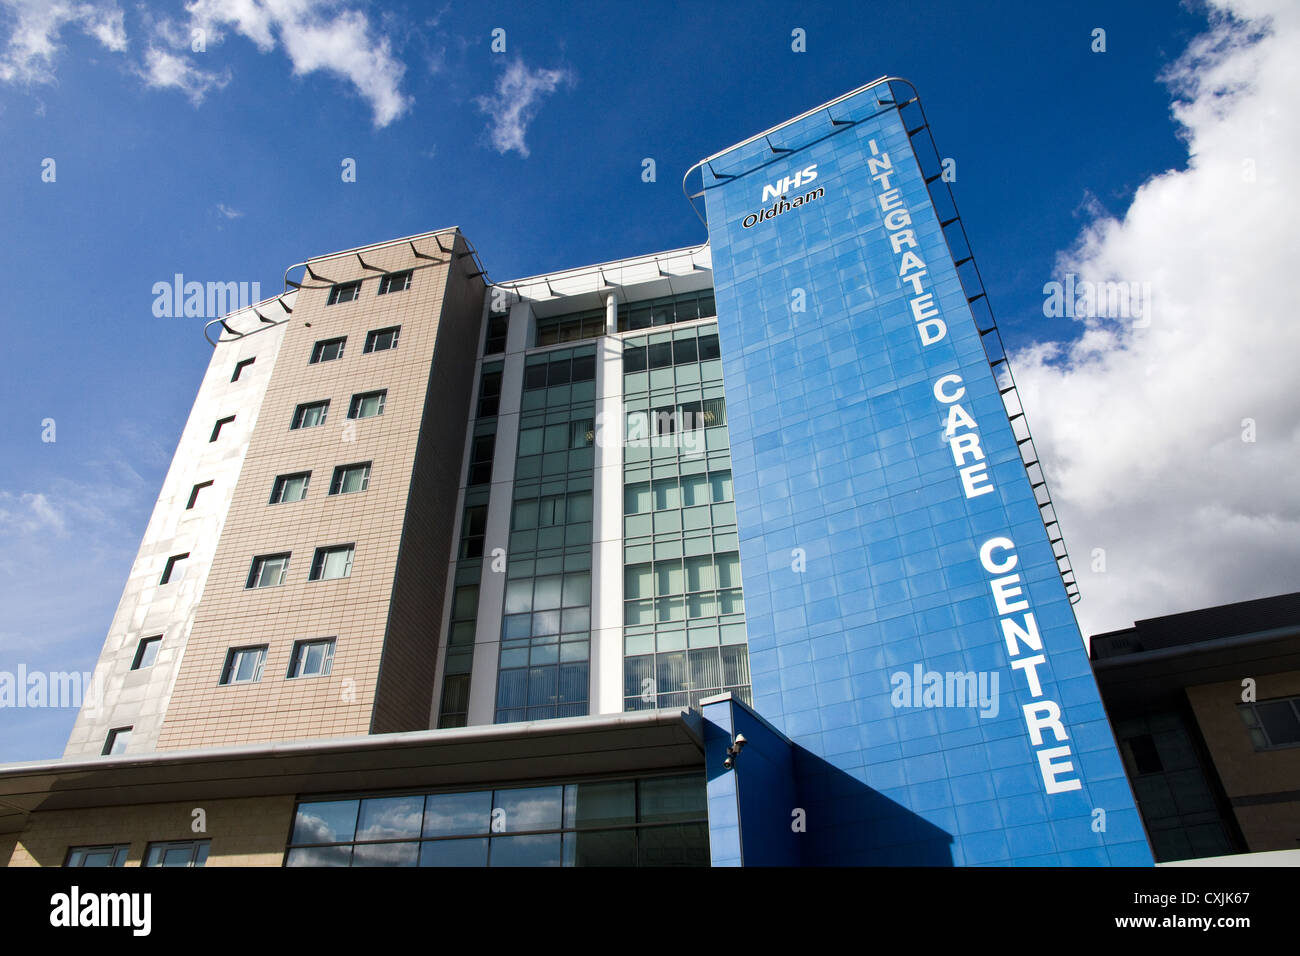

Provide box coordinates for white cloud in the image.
[216,202,243,218]
[136,45,230,104]
[1009,0,1300,638]
[476,58,574,157]
[0,492,66,537]
[185,0,412,126]
[0,0,126,85]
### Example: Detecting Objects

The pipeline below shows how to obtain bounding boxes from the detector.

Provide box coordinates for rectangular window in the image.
[327,280,362,305]
[270,472,311,504]
[102,727,131,755]
[160,553,189,585]
[65,844,129,867]
[144,840,209,867]
[310,337,346,364]
[231,357,255,382]
[478,367,503,417]
[377,270,412,295]
[329,462,371,495]
[246,553,290,589]
[364,326,401,353]
[221,646,267,685]
[210,415,235,442]
[186,480,213,509]
[1240,697,1300,749]
[468,435,495,485]
[288,638,336,678]
[348,390,387,420]
[698,332,720,361]
[132,636,162,670]
[461,505,487,559]
[310,545,355,581]
[484,314,509,354]
[291,401,330,429]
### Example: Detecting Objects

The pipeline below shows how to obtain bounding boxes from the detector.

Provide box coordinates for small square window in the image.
[246,553,290,589]
[160,553,189,585]
[377,271,412,295]
[310,337,347,364]
[348,390,386,420]
[270,472,311,504]
[65,844,130,867]
[292,401,330,429]
[144,840,209,867]
[132,636,162,670]
[210,415,235,442]
[231,357,255,382]
[310,545,354,581]
[186,480,214,509]
[329,462,371,495]
[364,326,401,353]
[221,646,267,684]
[103,727,132,755]
[288,638,336,678]
[327,281,361,305]
[484,314,508,354]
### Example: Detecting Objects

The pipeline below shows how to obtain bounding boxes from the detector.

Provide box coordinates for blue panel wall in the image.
[700,85,1152,866]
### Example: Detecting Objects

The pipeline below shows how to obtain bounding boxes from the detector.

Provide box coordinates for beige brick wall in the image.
[157,230,482,748]
[1186,670,1300,851]
[5,795,295,867]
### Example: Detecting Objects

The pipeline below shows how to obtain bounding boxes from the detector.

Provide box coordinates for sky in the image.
[0,0,1295,761]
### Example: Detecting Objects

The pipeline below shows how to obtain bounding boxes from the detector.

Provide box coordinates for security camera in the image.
[733,734,747,752]
[723,756,733,770]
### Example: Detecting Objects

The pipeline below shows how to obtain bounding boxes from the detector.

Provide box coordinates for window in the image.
[522,352,596,391]
[478,366,503,417]
[329,462,371,495]
[210,415,235,441]
[231,357,255,382]
[1124,733,1164,775]
[327,280,361,305]
[288,638,336,678]
[364,326,401,353]
[221,646,267,684]
[132,636,162,670]
[186,480,213,509]
[617,290,716,331]
[291,400,329,430]
[1240,696,1300,749]
[377,270,412,295]
[348,390,386,419]
[65,844,129,867]
[460,505,487,559]
[468,434,495,485]
[160,553,189,585]
[484,314,508,355]
[144,840,209,867]
[535,308,605,346]
[102,727,131,755]
[284,774,708,867]
[310,545,355,581]
[310,337,346,364]
[246,553,290,589]
[270,472,311,504]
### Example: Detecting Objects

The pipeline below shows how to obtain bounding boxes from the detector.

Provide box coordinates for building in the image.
[0,77,1153,867]
[1092,591,1300,863]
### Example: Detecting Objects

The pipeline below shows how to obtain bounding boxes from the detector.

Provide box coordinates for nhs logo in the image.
[761,164,818,202]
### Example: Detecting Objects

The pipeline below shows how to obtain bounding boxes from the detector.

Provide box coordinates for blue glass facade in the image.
[699,84,1152,865]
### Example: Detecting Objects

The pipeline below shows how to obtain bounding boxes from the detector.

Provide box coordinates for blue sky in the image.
[2,0,1296,761]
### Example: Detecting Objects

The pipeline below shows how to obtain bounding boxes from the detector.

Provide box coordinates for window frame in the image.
[210,415,235,442]
[231,357,255,382]
[377,271,412,296]
[160,553,189,585]
[364,326,401,353]
[186,480,213,510]
[102,726,132,755]
[65,844,130,867]
[270,471,312,504]
[131,636,163,670]
[310,336,347,364]
[291,400,330,430]
[287,638,337,679]
[246,552,291,589]
[144,840,210,868]
[220,645,268,685]
[327,281,362,306]
[329,462,372,496]
[347,390,387,420]
[309,544,355,582]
